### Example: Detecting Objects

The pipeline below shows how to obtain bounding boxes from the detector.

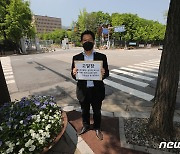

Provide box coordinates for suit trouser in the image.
[79,87,102,129]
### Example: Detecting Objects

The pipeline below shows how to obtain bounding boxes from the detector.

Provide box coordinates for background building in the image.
[33,15,62,33]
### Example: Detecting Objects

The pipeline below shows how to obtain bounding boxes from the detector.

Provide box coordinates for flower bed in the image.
[0,95,64,154]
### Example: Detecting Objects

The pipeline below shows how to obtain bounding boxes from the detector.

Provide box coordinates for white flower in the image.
[6,147,13,153]
[51,120,55,123]
[45,124,51,131]
[16,141,20,145]
[5,141,15,148]
[25,139,34,147]
[5,142,15,153]
[49,116,53,119]
[56,110,61,115]
[24,134,28,137]
[29,145,36,151]
[43,132,50,138]
[38,130,44,134]
[29,129,35,134]
[20,120,23,124]
[9,118,13,122]
[5,141,10,145]
[42,132,46,136]
[18,148,24,154]
[14,125,17,129]
[35,133,40,139]
[40,111,43,115]
[31,132,37,139]
[37,115,40,119]
[31,115,37,119]
[45,115,49,119]
[38,138,45,145]
[36,118,41,122]
[31,132,40,139]
[0,126,3,131]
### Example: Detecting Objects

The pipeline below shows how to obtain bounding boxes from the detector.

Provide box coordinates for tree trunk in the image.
[0,61,11,106]
[148,0,180,139]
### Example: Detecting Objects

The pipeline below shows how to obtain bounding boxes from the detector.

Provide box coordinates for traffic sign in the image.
[102,28,109,34]
[114,25,126,32]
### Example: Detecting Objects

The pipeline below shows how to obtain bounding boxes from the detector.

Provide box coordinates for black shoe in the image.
[78,126,90,135]
[95,129,103,140]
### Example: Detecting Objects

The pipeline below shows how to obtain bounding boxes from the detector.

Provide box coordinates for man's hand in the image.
[73,68,78,76]
[101,68,105,77]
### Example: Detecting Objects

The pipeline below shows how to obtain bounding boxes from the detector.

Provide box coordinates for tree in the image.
[0,0,10,40]
[74,10,111,46]
[66,30,73,42]
[0,0,35,50]
[111,13,165,44]
[74,10,165,46]
[76,10,111,36]
[5,0,33,43]
[0,0,34,105]
[37,29,68,44]
[148,0,180,139]
[77,8,88,33]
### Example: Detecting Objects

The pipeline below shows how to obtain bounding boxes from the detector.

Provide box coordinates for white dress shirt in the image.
[83,50,95,87]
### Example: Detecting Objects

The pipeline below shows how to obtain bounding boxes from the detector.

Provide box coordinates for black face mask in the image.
[83,41,94,51]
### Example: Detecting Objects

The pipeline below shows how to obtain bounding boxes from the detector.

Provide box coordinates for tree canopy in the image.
[38,29,69,44]
[0,0,35,46]
[38,9,166,46]
[71,10,166,45]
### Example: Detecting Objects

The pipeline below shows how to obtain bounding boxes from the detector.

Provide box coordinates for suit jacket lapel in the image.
[94,52,98,60]
[79,52,84,60]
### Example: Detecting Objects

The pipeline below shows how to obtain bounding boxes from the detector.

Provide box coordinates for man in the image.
[71,30,109,140]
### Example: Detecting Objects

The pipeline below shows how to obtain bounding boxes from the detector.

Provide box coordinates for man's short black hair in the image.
[81,30,95,41]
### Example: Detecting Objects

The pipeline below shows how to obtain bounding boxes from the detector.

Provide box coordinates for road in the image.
[1,47,180,113]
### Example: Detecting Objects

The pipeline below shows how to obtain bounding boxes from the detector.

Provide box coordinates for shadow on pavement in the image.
[31,85,79,107]
[67,111,147,154]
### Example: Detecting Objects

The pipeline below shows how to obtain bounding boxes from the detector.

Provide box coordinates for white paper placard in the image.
[75,61,102,80]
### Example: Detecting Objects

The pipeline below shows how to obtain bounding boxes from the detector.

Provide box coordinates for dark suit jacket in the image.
[71,51,109,102]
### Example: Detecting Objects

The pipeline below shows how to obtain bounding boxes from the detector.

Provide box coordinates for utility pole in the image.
[0,60,11,106]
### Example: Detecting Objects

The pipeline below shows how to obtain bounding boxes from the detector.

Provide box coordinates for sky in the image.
[29,0,170,27]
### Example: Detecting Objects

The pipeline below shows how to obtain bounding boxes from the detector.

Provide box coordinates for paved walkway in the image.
[46,106,179,154]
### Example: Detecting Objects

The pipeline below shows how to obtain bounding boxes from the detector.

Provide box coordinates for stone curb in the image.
[63,105,180,154]
[65,122,94,154]
[63,106,94,154]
